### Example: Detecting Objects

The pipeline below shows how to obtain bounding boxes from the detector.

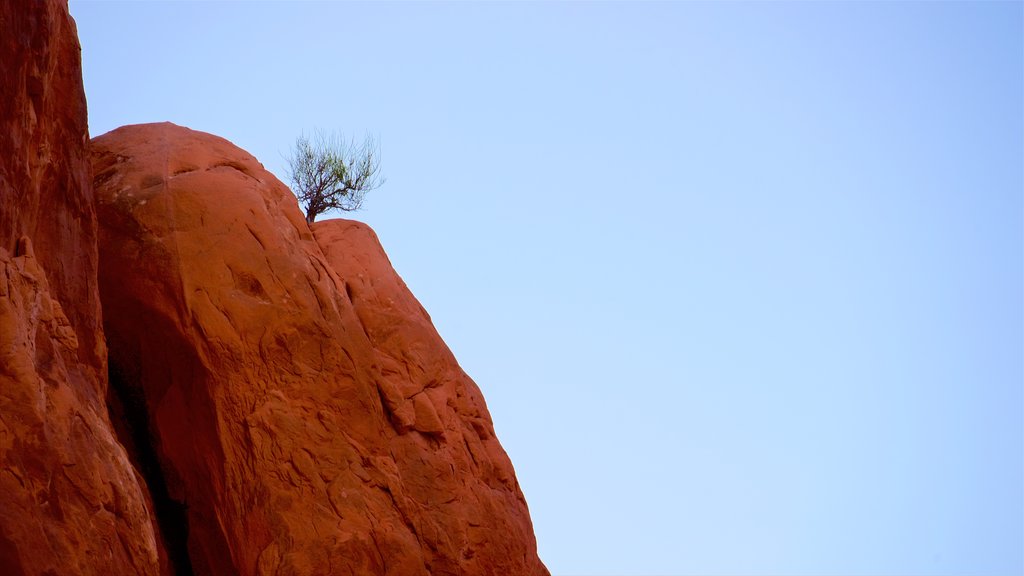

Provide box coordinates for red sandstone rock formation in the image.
[92,122,548,576]
[0,1,163,574]
[0,3,545,572]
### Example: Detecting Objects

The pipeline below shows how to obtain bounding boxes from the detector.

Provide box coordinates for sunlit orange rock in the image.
[0,1,163,574]
[92,122,548,576]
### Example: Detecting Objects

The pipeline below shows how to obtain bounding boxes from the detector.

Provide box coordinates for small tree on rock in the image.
[286,131,383,224]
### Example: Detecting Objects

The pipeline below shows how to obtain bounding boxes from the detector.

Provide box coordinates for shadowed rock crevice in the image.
[0,528,26,576]
[99,276,237,576]
[107,359,195,576]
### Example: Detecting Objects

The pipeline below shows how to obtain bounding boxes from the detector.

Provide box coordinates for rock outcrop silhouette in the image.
[92,122,548,576]
[0,1,163,574]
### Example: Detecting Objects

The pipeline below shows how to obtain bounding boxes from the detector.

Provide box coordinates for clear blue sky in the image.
[70,2,1022,575]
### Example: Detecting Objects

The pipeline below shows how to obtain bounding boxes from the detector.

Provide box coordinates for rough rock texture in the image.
[0,2,163,575]
[93,122,547,576]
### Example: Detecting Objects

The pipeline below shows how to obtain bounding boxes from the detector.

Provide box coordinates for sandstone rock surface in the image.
[93,122,547,576]
[0,2,162,574]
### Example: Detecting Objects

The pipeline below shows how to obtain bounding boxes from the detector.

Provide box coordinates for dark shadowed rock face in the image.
[92,122,548,576]
[0,2,164,575]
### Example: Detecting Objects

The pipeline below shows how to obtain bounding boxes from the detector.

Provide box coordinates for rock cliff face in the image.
[92,122,547,576]
[0,1,163,575]
[1,3,545,573]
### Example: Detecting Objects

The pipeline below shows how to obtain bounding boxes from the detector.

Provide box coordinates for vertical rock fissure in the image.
[107,361,196,576]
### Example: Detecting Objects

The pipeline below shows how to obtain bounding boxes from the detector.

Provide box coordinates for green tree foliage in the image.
[286,131,383,223]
